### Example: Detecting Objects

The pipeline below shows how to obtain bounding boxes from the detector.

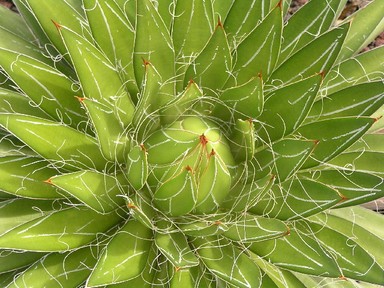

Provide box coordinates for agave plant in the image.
[0,0,384,287]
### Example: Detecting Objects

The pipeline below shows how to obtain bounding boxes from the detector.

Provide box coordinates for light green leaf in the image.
[0,88,49,119]
[269,24,349,87]
[0,4,35,42]
[255,74,321,143]
[0,198,59,236]
[228,119,256,162]
[177,213,229,237]
[279,0,347,63]
[132,61,162,139]
[222,171,274,212]
[79,97,129,162]
[184,21,232,92]
[58,24,135,127]
[87,220,153,287]
[0,51,84,126]
[222,213,288,242]
[297,117,375,169]
[309,211,384,271]
[337,0,384,62]
[252,138,317,182]
[126,145,148,190]
[134,0,175,101]
[0,114,107,170]
[48,171,126,214]
[0,250,44,274]
[299,169,384,208]
[226,3,282,86]
[347,133,384,153]
[224,0,281,50]
[252,256,308,288]
[193,236,262,288]
[307,82,384,121]
[84,0,138,98]
[153,166,197,216]
[8,246,97,288]
[155,230,199,269]
[126,190,157,230]
[173,0,214,91]
[0,205,122,251]
[26,0,90,57]
[216,76,263,121]
[249,226,340,277]
[212,0,234,22]
[0,156,62,199]
[296,221,384,284]
[327,151,384,176]
[160,80,204,125]
[321,46,384,95]
[249,178,342,220]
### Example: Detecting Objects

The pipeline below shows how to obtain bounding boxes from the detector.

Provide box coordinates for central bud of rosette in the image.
[145,117,235,216]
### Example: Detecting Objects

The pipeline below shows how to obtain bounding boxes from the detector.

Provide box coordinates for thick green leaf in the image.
[224,0,281,50]
[0,114,107,170]
[252,138,317,182]
[0,5,35,42]
[193,236,262,288]
[0,156,62,199]
[327,151,384,176]
[249,178,342,220]
[48,171,126,214]
[184,22,232,91]
[297,117,375,169]
[84,0,138,98]
[126,190,157,230]
[79,97,129,162]
[255,74,321,143]
[229,119,256,162]
[249,226,340,277]
[226,3,282,86]
[269,24,349,87]
[222,169,274,212]
[329,206,384,239]
[173,0,214,91]
[0,250,44,274]
[8,246,97,288]
[307,82,384,121]
[26,0,90,57]
[132,61,162,138]
[321,46,384,95]
[184,21,232,92]
[134,0,175,101]
[87,220,153,287]
[212,0,235,22]
[299,169,384,208]
[155,230,199,269]
[337,0,384,62]
[0,198,58,236]
[222,213,288,242]
[252,256,308,288]
[58,24,134,127]
[160,80,204,125]
[0,88,48,119]
[296,221,384,284]
[177,213,229,237]
[347,133,384,153]
[279,0,347,63]
[215,76,263,121]
[309,212,384,271]
[0,205,121,251]
[126,145,149,190]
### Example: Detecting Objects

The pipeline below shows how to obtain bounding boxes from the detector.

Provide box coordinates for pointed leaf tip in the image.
[51,20,61,30]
